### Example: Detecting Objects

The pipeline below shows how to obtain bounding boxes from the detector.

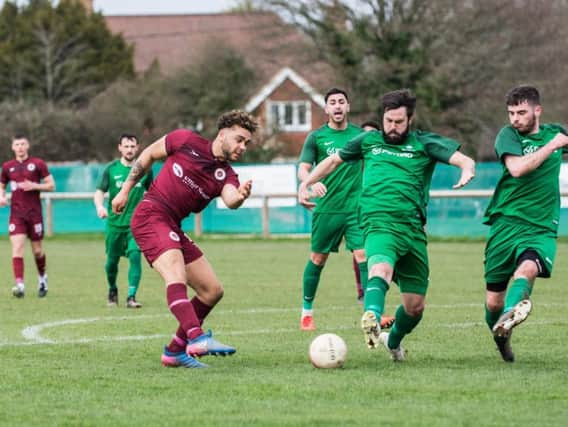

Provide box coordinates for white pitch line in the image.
[1,302,566,348]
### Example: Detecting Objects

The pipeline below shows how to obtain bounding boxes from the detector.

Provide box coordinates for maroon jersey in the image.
[145,129,240,223]
[1,157,50,217]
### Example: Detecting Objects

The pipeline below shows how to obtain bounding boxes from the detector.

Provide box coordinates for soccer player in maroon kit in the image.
[112,110,258,368]
[0,135,55,298]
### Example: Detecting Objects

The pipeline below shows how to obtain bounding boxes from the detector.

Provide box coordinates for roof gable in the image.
[245,67,325,113]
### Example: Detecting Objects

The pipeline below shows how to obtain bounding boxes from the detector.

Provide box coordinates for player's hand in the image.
[111,191,128,214]
[453,167,475,189]
[298,182,316,210]
[309,182,327,197]
[0,195,7,207]
[96,205,108,219]
[19,180,36,191]
[237,180,252,201]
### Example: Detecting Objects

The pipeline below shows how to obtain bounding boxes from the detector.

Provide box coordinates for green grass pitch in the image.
[1,237,567,426]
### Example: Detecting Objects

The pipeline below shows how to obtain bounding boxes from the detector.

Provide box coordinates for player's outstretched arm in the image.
[298,153,343,206]
[448,151,476,189]
[112,136,167,214]
[221,180,252,209]
[0,182,7,207]
[504,133,568,178]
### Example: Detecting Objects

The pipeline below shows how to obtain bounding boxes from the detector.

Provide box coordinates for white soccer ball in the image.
[309,333,347,369]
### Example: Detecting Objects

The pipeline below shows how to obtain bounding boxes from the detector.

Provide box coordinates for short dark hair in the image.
[361,120,380,131]
[380,89,416,118]
[505,85,540,106]
[324,87,349,103]
[119,133,138,144]
[12,133,27,141]
[217,110,258,134]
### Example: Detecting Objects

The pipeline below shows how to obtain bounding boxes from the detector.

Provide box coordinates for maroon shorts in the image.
[131,200,203,266]
[9,213,44,241]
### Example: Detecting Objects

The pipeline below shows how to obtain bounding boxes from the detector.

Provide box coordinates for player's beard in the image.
[384,125,409,145]
[513,113,537,135]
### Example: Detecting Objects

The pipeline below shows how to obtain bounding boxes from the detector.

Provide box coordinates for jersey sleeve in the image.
[299,132,317,164]
[95,164,111,192]
[165,129,192,155]
[547,124,568,154]
[224,166,240,189]
[494,126,523,161]
[37,159,50,179]
[417,131,460,164]
[338,132,365,162]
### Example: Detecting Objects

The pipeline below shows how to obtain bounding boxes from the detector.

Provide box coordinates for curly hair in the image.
[217,110,259,134]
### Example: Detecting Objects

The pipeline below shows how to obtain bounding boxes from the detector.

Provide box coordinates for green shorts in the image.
[364,222,429,295]
[105,226,140,258]
[311,212,364,254]
[484,217,556,284]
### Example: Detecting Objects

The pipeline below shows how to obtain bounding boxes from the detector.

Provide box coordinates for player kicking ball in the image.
[112,110,258,368]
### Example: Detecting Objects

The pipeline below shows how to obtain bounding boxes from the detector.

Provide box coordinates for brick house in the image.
[91,3,335,158]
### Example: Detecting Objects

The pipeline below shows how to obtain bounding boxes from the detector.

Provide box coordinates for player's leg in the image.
[183,250,235,357]
[379,233,428,361]
[28,217,47,297]
[30,240,48,297]
[104,228,123,306]
[301,252,327,330]
[352,256,363,302]
[125,231,142,308]
[9,232,26,297]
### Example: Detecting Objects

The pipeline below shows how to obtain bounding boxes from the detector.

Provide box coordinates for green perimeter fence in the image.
[1,162,568,238]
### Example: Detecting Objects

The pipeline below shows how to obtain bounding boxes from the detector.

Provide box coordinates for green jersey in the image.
[96,159,153,228]
[299,123,362,213]
[483,123,568,233]
[339,130,459,227]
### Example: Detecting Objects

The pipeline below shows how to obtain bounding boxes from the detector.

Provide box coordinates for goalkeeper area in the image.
[1,237,567,426]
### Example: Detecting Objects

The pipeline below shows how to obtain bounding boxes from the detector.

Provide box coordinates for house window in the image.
[267,100,311,132]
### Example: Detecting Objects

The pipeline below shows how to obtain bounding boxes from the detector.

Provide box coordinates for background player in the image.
[94,134,153,308]
[0,135,55,298]
[112,110,258,368]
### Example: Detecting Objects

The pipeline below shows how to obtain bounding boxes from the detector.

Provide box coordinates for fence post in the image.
[45,195,53,237]
[194,212,202,238]
[262,196,270,238]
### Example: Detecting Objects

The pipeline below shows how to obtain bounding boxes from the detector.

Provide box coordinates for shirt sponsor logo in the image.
[169,231,180,242]
[522,144,539,155]
[27,163,36,171]
[371,146,414,158]
[326,147,338,156]
[214,168,226,181]
[115,180,123,188]
[172,163,183,178]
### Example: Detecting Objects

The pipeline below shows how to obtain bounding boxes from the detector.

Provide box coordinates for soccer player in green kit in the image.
[297,88,366,330]
[299,89,475,360]
[94,134,153,308]
[483,85,568,362]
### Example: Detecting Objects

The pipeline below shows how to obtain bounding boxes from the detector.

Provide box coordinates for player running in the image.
[112,110,258,368]
[299,89,475,361]
[94,134,153,308]
[483,85,568,362]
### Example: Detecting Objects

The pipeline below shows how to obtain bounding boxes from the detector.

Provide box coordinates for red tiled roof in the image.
[104,12,334,90]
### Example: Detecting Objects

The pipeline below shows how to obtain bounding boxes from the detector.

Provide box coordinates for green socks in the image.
[364,276,388,318]
[358,262,368,293]
[484,304,502,330]
[127,251,142,298]
[388,304,422,350]
[302,260,324,310]
[504,277,532,312]
[105,256,119,290]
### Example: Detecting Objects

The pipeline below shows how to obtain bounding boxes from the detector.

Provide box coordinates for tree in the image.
[265,0,568,158]
[0,0,134,107]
